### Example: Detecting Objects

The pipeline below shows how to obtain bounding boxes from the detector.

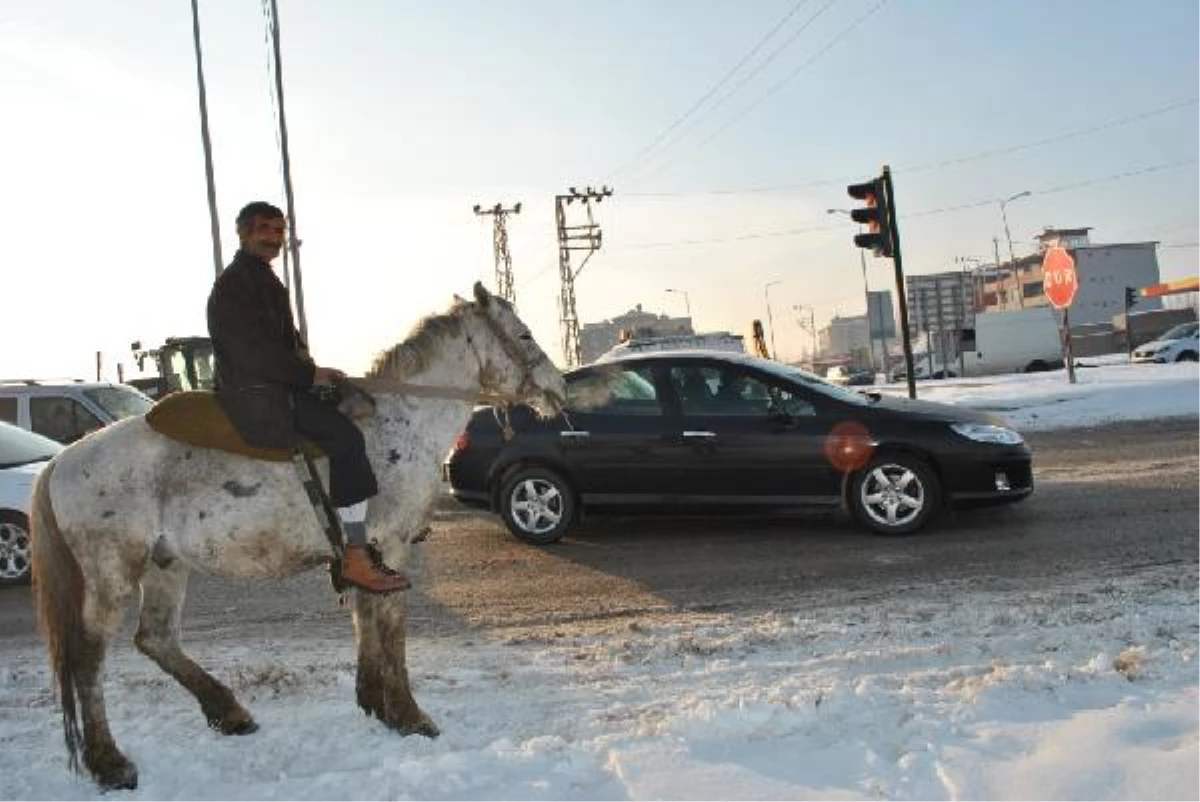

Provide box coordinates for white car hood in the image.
[0,459,49,513]
[1137,338,1173,351]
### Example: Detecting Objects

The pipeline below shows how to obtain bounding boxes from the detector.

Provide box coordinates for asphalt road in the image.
[1,417,1196,647]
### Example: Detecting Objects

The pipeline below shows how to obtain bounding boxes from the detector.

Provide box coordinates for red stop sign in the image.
[1042,246,1078,309]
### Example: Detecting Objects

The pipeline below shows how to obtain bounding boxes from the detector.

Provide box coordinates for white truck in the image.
[959,306,1065,375]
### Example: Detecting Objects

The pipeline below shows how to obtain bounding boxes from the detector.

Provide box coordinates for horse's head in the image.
[460,282,566,417]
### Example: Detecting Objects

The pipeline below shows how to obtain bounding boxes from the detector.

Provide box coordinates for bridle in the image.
[463,303,560,439]
[351,300,560,440]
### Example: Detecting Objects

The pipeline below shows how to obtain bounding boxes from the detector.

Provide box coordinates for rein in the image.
[349,377,516,406]
[351,298,556,442]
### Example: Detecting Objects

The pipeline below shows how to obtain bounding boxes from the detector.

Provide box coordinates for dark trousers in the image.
[292,392,378,507]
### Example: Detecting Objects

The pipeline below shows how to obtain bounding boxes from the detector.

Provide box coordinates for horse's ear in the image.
[473,281,491,308]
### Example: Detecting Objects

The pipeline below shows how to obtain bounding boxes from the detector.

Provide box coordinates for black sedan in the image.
[443,350,1032,543]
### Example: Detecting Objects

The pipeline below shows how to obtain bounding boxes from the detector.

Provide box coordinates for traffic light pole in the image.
[881,167,917,400]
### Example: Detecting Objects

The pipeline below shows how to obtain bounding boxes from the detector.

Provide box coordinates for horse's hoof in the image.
[95,760,138,791]
[224,718,259,736]
[403,713,440,739]
[211,709,259,736]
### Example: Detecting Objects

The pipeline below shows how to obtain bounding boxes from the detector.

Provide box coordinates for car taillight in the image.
[452,431,469,454]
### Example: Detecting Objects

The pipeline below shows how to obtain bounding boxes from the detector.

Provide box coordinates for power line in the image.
[629,0,889,185]
[616,158,1198,250]
[624,96,1199,198]
[694,0,888,150]
[621,0,847,184]
[606,0,814,182]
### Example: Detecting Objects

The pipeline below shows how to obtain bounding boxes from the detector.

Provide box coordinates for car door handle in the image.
[682,431,716,439]
[560,430,591,439]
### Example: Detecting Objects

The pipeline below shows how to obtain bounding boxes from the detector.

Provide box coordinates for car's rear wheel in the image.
[1175,351,1197,362]
[0,510,32,586]
[498,466,575,545]
[849,454,939,536]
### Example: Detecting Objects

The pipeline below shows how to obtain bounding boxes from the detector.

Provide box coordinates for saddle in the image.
[144,390,322,461]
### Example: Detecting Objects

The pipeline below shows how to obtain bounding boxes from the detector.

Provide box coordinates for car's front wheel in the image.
[498,466,575,545]
[849,454,939,536]
[0,510,32,586]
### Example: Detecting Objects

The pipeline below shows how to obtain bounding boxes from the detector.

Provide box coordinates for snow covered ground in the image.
[1,357,1196,800]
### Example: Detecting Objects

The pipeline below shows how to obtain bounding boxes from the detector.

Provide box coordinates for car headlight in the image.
[950,422,1024,445]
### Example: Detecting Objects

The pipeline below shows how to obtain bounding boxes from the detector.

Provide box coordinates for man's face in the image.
[241,215,287,262]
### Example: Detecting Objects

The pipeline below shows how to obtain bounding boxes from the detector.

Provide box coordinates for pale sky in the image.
[2,0,1197,378]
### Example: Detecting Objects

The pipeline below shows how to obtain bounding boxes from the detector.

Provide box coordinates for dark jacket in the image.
[206,250,315,448]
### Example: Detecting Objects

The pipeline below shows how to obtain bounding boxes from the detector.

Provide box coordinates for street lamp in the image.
[999,191,1031,309]
[828,208,875,368]
[764,280,782,359]
[664,288,691,319]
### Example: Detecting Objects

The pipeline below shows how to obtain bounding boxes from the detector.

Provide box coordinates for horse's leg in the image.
[134,562,258,735]
[73,572,140,790]
[352,592,438,737]
[31,465,139,790]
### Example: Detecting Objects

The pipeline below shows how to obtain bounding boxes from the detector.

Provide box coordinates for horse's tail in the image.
[30,461,86,772]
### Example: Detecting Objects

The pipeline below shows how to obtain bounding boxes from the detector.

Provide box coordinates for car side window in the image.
[670,366,721,414]
[770,385,817,418]
[566,366,662,416]
[0,397,16,424]
[30,397,103,444]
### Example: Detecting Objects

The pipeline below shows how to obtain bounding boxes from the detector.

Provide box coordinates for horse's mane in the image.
[366,300,469,381]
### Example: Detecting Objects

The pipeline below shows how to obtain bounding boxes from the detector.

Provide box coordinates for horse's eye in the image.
[519,332,532,341]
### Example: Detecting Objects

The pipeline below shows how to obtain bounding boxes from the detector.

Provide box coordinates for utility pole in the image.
[473,202,522,306]
[266,0,307,343]
[190,0,222,278]
[793,304,817,363]
[555,186,612,367]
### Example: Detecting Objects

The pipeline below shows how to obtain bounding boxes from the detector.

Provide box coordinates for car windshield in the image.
[0,421,62,468]
[743,358,872,406]
[83,386,154,420]
[1159,322,1198,341]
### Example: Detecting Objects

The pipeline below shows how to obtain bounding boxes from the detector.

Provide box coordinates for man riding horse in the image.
[206,201,408,593]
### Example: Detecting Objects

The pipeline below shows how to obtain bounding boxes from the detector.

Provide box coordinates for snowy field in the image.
[1,357,1196,800]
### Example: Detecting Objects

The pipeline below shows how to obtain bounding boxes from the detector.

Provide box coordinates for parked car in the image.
[0,421,62,585]
[0,379,154,445]
[1131,321,1199,364]
[444,350,1033,543]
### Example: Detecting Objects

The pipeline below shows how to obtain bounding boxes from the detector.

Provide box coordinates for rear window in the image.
[0,421,62,468]
[83,386,154,421]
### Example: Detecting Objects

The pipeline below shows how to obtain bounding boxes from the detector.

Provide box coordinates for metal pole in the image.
[1063,306,1077,384]
[810,307,817,360]
[1000,191,1029,310]
[764,280,781,359]
[882,166,917,399]
[1001,202,1018,309]
[190,0,222,278]
[1124,289,1136,362]
[267,0,307,343]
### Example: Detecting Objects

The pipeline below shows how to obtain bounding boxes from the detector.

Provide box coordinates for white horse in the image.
[30,282,565,790]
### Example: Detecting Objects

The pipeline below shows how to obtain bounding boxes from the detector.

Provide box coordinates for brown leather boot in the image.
[340,544,410,594]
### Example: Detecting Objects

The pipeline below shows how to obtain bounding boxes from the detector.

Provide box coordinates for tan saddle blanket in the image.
[145,391,321,462]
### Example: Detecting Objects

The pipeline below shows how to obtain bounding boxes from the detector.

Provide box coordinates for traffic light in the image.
[847,177,894,258]
[1125,286,1139,308]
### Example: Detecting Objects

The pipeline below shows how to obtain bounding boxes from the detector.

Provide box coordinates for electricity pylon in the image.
[555,186,612,367]
[472,202,521,306]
